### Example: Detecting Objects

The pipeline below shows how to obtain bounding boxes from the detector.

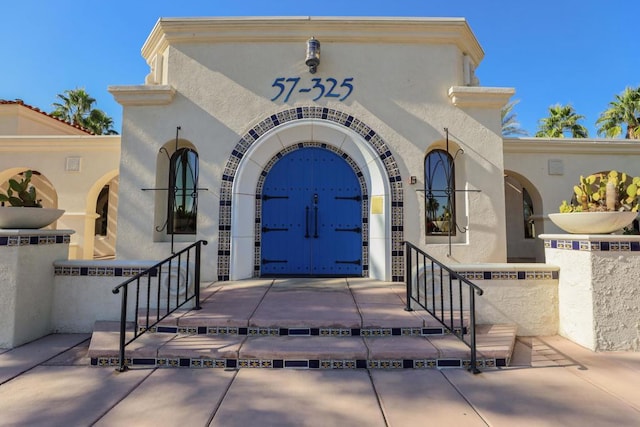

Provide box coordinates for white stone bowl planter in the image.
[0,207,65,229]
[548,211,638,234]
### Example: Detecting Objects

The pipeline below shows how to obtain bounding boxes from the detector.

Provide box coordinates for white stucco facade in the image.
[110,17,513,282]
[2,16,640,352]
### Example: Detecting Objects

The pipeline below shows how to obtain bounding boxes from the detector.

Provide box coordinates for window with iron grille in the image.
[168,148,198,235]
[425,149,455,236]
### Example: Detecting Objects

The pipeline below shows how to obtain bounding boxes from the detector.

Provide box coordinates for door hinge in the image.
[335,259,361,265]
[335,227,362,233]
[262,194,289,201]
[335,195,361,201]
[262,258,288,264]
[262,226,289,232]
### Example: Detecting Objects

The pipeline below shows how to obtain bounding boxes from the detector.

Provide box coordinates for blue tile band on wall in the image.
[0,234,71,247]
[456,270,559,280]
[544,239,640,252]
[54,266,158,277]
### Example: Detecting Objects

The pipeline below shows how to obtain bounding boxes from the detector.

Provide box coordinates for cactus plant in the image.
[559,170,640,213]
[0,170,43,207]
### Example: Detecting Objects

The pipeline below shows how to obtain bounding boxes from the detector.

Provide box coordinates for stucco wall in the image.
[504,139,640,234]
[450,263,559,336]
[52,259,198,333]
[0,231,72,348]
[112,18,511,280]
[0,137,120,258]
[543,234,640,351]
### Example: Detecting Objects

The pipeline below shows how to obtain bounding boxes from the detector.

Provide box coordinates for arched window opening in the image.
[523,187,535,239]
[95,185,109,236]
[425,149,455,236]
[168,148,198,235]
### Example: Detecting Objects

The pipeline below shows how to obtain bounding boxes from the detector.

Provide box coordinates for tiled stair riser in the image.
[89,325,508,370]
[139,326,462,337]
[91,356,506,369]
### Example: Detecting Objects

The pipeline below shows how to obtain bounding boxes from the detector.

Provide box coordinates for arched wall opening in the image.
[504,169,545,262]
[218,107,405,282]
[87,170,119,259]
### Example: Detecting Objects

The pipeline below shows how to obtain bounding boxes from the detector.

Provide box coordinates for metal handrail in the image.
[404,241,484,373]
[112,240,207,372]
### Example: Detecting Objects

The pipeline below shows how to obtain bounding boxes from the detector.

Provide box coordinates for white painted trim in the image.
[230,119,391,281]
[142,17,484,65]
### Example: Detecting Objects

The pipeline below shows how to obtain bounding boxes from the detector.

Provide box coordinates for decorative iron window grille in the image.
[425,149,455,236]
[168,148,198,235]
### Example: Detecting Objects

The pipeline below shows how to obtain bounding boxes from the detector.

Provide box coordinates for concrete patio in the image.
[2,333,640,426]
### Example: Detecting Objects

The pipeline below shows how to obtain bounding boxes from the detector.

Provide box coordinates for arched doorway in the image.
[219,107,405,282]
[260,146,363,276]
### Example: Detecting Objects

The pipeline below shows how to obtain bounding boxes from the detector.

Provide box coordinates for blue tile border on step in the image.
[168,326,452,337]
[90,357,506,370]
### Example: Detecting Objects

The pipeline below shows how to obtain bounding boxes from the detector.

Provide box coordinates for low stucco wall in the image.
[52,262,147,333]
[55,261,560,335]
[450,264,559,336]
[542,234,640,351]
[52,259,197,333]
[0,230,72,348]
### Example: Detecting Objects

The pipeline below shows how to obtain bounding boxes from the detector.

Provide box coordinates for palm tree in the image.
[596,86,640,139]
[51,88,118,135]
[535,104,588,138]
[502,100,528,136]
[85,109,118,135]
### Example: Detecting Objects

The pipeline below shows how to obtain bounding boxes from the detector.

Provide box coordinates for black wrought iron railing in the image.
[112,240,207,372]
[404,241,484,373]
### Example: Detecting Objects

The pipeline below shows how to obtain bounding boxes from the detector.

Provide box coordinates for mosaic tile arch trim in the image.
[217,106,405,281]
[254,142,370,277]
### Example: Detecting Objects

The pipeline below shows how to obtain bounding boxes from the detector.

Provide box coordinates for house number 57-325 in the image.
[270,77,354,102]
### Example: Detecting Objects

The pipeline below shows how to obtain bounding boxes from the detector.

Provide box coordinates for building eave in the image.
[141,16,484,66]
[0,135,120,152]
[448,86,515,109]
[503,137,640,155]
[108,85,176,106]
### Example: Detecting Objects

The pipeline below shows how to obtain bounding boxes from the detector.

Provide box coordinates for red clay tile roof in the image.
[0,99,94,135]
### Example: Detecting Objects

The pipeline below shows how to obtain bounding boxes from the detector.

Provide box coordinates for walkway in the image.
[2,333,640,425]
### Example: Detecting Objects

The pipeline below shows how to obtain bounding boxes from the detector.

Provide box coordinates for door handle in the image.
[305,206,310,238]
[313,194,319,238]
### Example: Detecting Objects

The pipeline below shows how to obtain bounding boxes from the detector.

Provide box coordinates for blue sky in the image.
[2,1,637,137]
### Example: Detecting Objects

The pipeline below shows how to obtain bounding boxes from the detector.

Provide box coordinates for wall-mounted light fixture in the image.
[305,37,321,74]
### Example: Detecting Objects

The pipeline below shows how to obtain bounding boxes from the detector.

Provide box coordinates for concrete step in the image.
[88,321,516,370]
[88,279,517,370]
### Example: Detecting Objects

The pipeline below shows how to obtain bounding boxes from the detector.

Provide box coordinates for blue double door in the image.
[261,147,363,276]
